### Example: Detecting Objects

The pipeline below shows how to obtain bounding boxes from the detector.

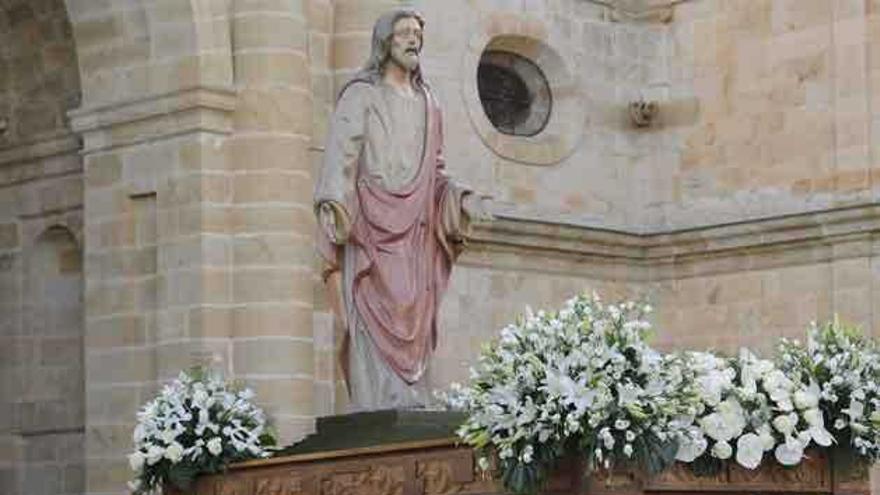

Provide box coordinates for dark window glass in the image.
[477,51,552,137]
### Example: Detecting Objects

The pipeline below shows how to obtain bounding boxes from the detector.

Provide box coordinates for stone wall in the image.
[433,204,880,389]
[1,1,879,494]
[0,1,85,494]
[642,0,880,229]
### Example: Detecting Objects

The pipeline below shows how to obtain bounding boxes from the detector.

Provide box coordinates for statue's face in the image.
[388,16,422,72]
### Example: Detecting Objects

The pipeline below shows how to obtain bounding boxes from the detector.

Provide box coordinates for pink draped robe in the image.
[314,80,469,409]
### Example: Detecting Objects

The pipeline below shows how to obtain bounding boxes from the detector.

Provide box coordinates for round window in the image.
[477,51,552,137]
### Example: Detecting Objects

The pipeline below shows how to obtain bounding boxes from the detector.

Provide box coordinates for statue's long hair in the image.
[338,8,427,99]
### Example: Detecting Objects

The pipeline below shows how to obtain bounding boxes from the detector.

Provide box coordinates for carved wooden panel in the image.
[646,461,726,490]
[728,450,829,491]
[175,442,869,495]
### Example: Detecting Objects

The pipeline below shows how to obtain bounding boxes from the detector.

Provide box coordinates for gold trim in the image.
[229,437,461,470]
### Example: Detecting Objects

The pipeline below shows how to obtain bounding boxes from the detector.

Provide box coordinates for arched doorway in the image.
[0,1,84,494]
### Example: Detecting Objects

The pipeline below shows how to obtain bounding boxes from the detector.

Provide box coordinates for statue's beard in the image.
[389,46,420,73]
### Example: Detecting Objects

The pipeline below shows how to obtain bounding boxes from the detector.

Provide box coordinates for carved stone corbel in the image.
[629,99,659,127]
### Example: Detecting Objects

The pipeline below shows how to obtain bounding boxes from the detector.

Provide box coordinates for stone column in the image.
[228,0,316,443]
[331,0,399,93]
[66,1,237,492]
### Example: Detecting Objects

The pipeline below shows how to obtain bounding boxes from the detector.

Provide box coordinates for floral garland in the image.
[779,318,880,464]
[127,367,276,494]
[445,293,876,494]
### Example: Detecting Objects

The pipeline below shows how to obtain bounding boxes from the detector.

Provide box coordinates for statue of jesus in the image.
[314,8,490,411]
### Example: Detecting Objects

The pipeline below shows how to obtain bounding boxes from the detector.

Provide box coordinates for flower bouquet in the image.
[676,349,833,474]
[778,318,880,471]
[447,293,702,493]
[127,367,276,494]
[446,292,879,494]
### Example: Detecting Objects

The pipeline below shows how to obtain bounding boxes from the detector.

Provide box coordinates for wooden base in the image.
[176,442,870,495]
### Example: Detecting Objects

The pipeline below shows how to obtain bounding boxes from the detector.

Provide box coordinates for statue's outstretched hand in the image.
[462,193,494,223]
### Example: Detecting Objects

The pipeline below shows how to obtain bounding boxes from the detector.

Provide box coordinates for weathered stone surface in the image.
[4,1,880,494]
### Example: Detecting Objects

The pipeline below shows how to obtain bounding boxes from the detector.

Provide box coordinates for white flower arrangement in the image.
[127,367,276,494]
[676,349,832,474]
[778,318,880,466]
[446,294,702,493]
[445,293,877,494]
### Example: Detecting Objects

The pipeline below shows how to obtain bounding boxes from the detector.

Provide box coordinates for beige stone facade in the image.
[1,1,880,494]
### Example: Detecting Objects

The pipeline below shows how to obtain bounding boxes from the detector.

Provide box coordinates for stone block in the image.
[150,0,198,25]
[85,154,123,189]
[232,339,314,376]
[38,337,82,367]
[0,223,19,250]
[228,134,310,172]
[86,347,153,385]
[86,315,146,349]
[234,51,310,88]
[188,306,233,338]
[232,233,313,267]
[229,206,314,235]
[233,88,313,135]
[61,462,85,494]
[233,13,307,53]
[84,459,129,494]
[232,172,312,205]
[85,386,142,423]
[233,304,313,338]
[85,424,133,458]
[20,465,63,495]
[332,33,372,71]
[232,267,312,303]
[247,376,314,417]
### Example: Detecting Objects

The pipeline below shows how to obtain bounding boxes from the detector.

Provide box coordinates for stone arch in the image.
[16,225,84,495]
[0,0,82,145]
[61,0,233,108]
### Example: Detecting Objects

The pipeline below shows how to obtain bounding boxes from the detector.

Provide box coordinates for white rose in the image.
[775,397,794,412]
[207,437,223,456]
[772,413,798,436]
[697,374,725,406]
[774,438,805,466]
[736,434,765,469]
[809,426,834,447]
[846,400,865,419]
[193,388,209,405]
[161,429,178,445]
[803,408,823,427]
[754,424,777,451]
[132,424,146,444]
[700,413,727,441]
[793,383,820,410]
[127,479,142,493]
[128,451,145,472]
[675,430,708,462]
[711,440,733,459]
[164,442,184,463]
[145,445,164,466]
[623,444,634,457]
[603,433,615,449]
[764,370,792,393]
[700,402,746,443]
